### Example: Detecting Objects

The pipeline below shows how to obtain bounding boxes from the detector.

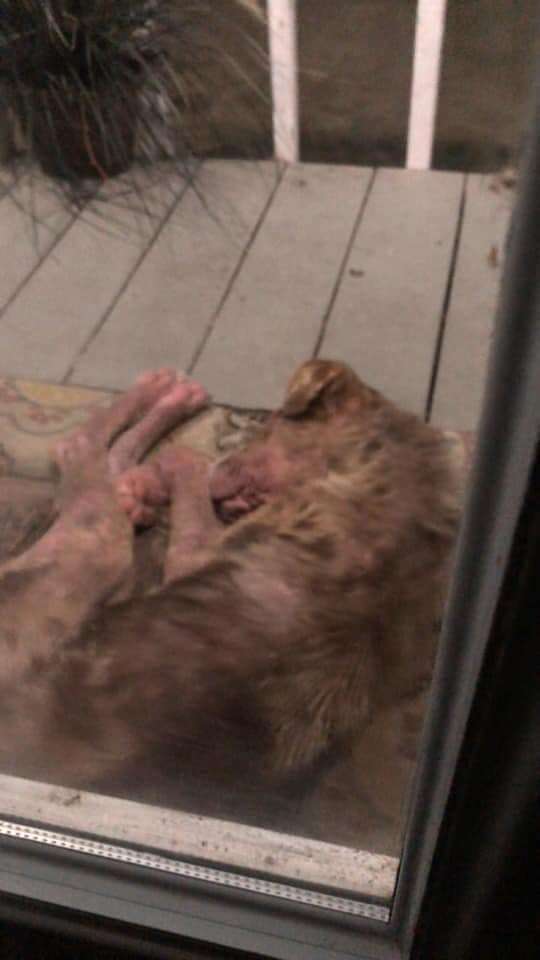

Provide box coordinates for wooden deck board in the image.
[430,174,513,430]
[0,176,73,319]
[0,163,514,426]
[320,168,464,416]
[69,161,280,390]
[0,171,184,382]
[192,164,373,408]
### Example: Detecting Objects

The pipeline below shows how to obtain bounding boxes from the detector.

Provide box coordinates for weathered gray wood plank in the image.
[69,161,280,390]
[430,174,513,430]
[192,164,373,408]
[0,169,184,381]
[320,168,464,415]
[0,175,73,316]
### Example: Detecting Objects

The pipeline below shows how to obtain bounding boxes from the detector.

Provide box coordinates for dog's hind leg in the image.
[0,371,207,683]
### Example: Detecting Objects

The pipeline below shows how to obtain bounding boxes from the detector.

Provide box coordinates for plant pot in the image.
[29,82,139,181]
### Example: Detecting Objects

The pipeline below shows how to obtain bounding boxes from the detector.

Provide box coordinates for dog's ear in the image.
[281,360,364,418]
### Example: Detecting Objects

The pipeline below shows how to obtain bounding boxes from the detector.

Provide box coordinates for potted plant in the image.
[0,0,180,181]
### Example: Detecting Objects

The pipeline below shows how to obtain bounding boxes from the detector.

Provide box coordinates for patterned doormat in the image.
[0,378,262,480]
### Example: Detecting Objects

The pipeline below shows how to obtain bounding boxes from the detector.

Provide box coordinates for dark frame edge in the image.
[391,56,540,958]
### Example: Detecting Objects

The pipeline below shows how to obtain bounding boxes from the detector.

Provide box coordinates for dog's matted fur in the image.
[0,360,469,848]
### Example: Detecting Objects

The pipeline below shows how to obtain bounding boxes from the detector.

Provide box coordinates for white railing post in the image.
[267,0,300,163]
[406,0,448,170]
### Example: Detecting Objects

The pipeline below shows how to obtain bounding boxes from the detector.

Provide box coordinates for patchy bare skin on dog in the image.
[0,360,465,811]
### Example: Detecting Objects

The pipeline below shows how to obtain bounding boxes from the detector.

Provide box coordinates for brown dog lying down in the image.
[0,360,469,850]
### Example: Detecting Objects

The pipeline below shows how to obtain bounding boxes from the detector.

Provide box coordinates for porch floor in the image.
[0,161,513,430]
[0,160,515,862]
